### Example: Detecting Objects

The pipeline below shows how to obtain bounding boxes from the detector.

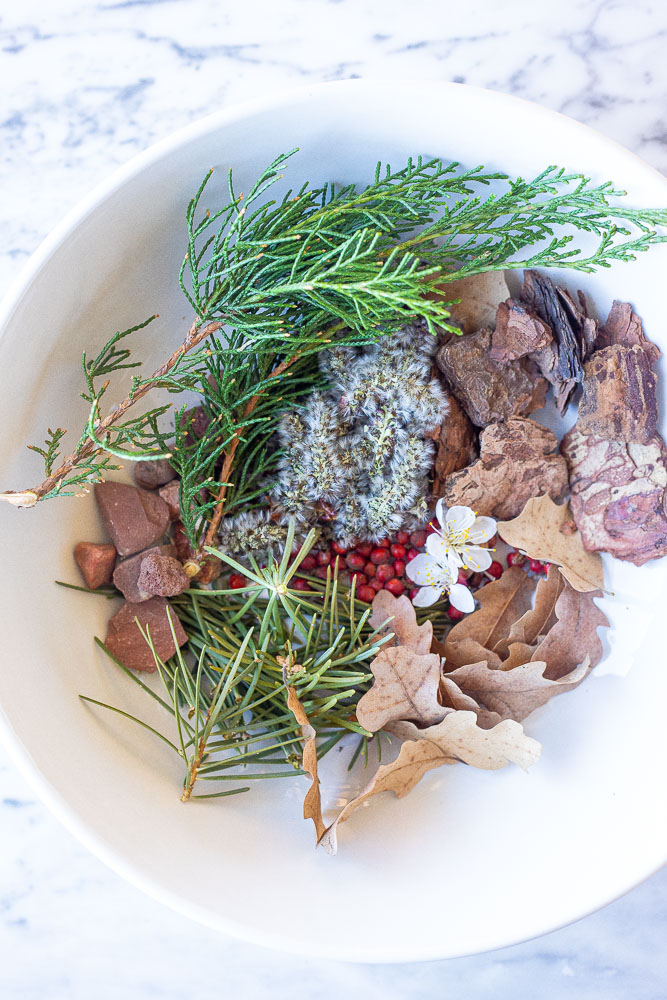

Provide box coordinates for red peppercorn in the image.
[376,562,394,583]
[357,585,377,604]
[364,561,377,578]
[349,572,368,587]
[229,572,247,589]
[390,543,407,560]
[542,562,550,574]
[448,606,465,621]
[330,553,341,567]
[370,547,391,565]
[331,540,348,556]
[378,537,391,548]
[393,559,406,577]
[299,553,316,571]
[487,561,503,579]
[355,542,373,558]
[315,565,330,580]
[408,587,420,601]
[369,577,384,592]
[410,530,427,547]
[506,550,525,568]
[345,551,366,571]
[395,530,410,545]
[316,549,331,566]
[406,547,420,561]
[291,577,309,591]
[384,578,405,596]
[529,559,543,574]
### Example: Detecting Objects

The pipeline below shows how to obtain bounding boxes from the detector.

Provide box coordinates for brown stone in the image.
[489,300,552,363]
[104,597,188,672]
[431,392,478,493]
[436,328,548,428]
[112,544,176,603]
[95,481,170,556]
[73,542,117,590]
[138,553,190,597]
[158,479,181,520]
[577,344,658,444]
[132,459,175,490]
[442,418,569,519]
[561,426,667,566]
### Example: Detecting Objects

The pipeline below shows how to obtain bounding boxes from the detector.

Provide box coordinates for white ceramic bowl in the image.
[0,80,666,963]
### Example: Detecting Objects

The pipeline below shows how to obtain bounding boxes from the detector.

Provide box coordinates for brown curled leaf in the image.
[369,590,433,654]
[285,681,326,842]
[355,647,447,732]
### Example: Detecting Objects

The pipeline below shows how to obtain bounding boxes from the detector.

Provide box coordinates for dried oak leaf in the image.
[439,673,504,730]
[596,299,662,363]
[498,495,604,593]
[440,567,534,666]
[577,344,658,444]
[355,647,446,732]
[321,711,541,853]
[285,682,326,842]
[520,269,597,414]
[495,563,565,658]
[441,417,569,520]
[369,590,433,654]
[436,328,548,428]
[561,427,667,566]
[533,580,608,679]
[431,391,478,490]
[432,270,511,334]
[490,299,553,363]
[443,657,591,723]
[318,739,452,854]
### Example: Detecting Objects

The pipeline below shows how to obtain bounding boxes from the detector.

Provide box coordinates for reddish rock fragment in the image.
[596,299,662,363]
[158,480,181,520]
[489,300,552,363]
[173,521,194,563]
[561,427,667,566]
[95,481,170,556]
[430,392,478,492]
[138,553,190,597]
[112,544,176,603]
[436,328,548,427]
[577,344,658,444]
[104,597,187,673]
[178,406,211,447]
[442,418,568,519]
[73,542,117,590]
[132,459,175,491]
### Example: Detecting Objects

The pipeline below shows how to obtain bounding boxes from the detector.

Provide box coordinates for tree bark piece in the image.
[431,391,478,492]
[577,344,658,444]
[490,300,552,363]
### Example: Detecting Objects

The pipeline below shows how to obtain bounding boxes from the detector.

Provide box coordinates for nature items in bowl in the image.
[2,145,667,855]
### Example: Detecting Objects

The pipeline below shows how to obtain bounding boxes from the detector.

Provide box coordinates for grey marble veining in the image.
[1,0,666,996]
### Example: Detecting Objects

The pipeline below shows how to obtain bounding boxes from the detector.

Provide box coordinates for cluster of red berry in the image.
[506,549,550,575]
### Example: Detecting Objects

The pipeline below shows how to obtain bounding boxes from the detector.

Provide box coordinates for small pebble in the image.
[95,482,170,556]
[158,480,181,520]
[138,553,190,597]
[73,542,117,590]
[104,597,187,672]
[112,544,176,603]
[132,459,175,491]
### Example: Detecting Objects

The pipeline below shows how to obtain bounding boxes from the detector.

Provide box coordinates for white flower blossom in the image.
[431,499,497,572]
[406,550,475,612]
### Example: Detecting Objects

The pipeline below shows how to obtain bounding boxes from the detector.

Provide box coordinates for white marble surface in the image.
[1,0,666,995]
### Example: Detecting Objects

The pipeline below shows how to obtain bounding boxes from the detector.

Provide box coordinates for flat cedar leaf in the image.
[497,564,565,657]
[355,647,446,732]
[531,582,608,679]
[441,566,534,663]
[443,656,591,722]
[318,740,450,855]
[285,684,326,842]
[369,591,433,654]
[434,271,511,334]
[498,495,604,593]
[388,711,541,771]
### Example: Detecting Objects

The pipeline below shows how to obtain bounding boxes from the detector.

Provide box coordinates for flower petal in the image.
[425,532,458,566]
[461,546,493,572]
[435,497,447,530]
[411,585,443,607]
[468,515,497,544]
[446,505,476,536]
[405,553,445,587]
[448,583,476,613]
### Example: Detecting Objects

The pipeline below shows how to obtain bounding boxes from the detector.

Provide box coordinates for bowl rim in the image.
[1,78,666,963]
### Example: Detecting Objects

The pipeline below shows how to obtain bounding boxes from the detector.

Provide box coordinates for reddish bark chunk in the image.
[561,426,667,566]
[104,597,187,672]
[489,300,552,363]
[430,392,478,493]
[577,344,658,444]
[95,481,170,556]
[73,542,117,590]
[596,299,662,363]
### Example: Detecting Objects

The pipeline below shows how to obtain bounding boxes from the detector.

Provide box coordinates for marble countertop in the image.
[1,1,666,996]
